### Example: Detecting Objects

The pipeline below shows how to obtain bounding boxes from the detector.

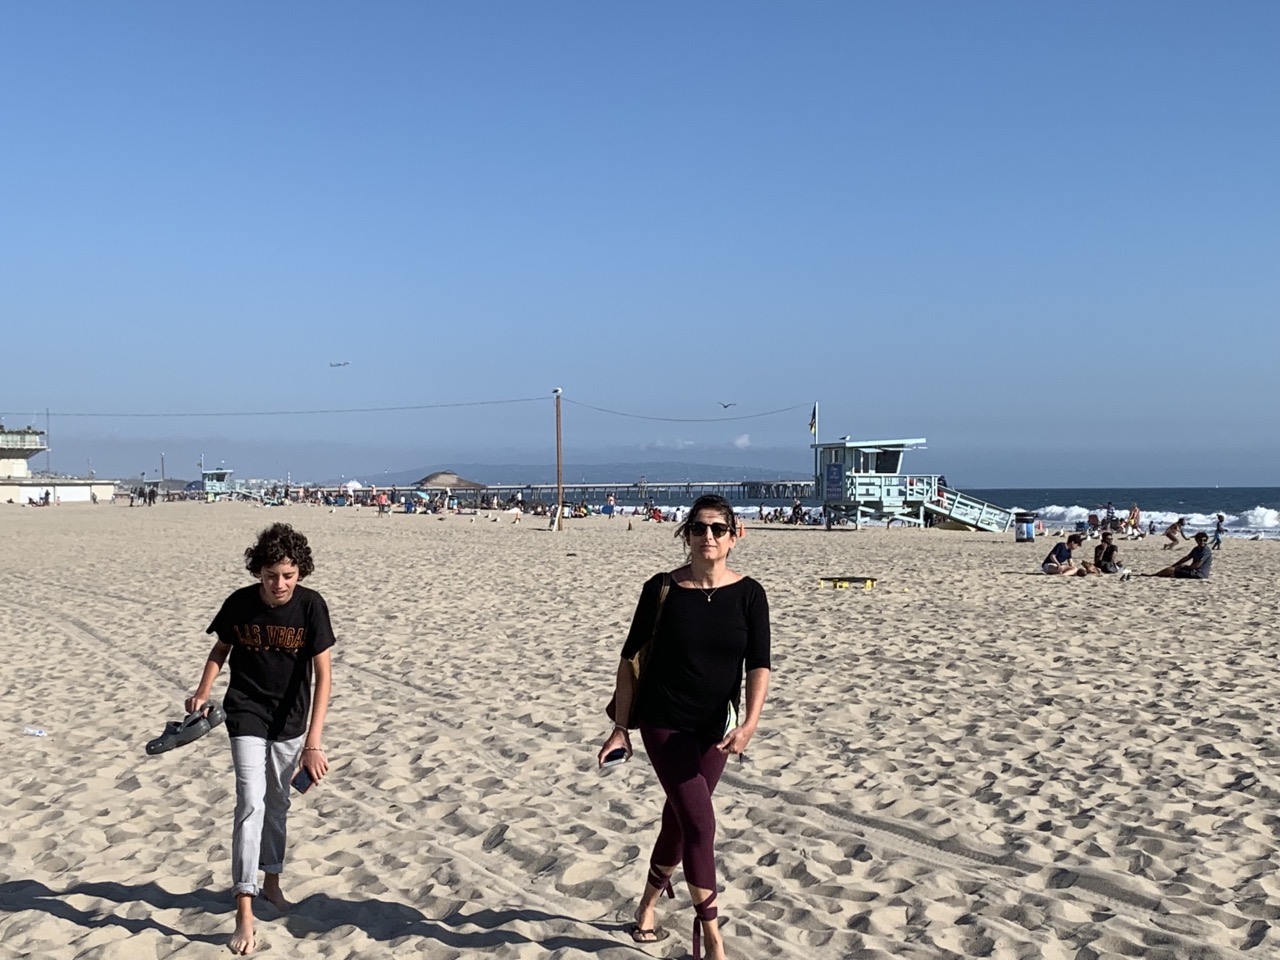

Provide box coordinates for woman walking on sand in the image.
[598,494,771,960]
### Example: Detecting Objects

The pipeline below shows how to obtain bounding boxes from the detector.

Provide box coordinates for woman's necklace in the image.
[699,584,718,603]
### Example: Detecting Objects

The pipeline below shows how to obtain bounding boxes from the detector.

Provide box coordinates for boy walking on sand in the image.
[186,522,335,955]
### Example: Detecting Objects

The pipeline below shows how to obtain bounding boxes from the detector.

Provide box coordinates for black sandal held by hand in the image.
[145,703,225,755]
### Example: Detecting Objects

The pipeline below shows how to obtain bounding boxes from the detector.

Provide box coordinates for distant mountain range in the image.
[320,461,810,487]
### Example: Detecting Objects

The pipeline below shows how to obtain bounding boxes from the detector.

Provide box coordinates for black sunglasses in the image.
[688,520,733,539]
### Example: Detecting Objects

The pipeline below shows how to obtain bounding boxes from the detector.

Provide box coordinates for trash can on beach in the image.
[1015,511,1037,542]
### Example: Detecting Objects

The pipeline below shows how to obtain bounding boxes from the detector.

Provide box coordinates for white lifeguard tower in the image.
[201,466,234,499]
[814,437,1014,532]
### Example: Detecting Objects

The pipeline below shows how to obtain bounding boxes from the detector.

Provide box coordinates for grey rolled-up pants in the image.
[230,734,304,897]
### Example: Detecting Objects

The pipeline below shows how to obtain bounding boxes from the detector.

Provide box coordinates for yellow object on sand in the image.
[818,576,876,590]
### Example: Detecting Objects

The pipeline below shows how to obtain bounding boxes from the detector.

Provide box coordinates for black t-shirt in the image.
[621,572,771,736]
[207,584,336,740]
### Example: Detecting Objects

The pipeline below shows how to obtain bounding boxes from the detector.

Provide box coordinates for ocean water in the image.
[958,487,1278,539]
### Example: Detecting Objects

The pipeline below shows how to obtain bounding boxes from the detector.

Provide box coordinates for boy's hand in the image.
[300,747,329,781]
[184,695,208,714]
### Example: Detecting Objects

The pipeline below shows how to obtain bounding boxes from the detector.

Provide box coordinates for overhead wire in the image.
[2,396,811,423]
[0,396,550,419]
[563,398,809,424]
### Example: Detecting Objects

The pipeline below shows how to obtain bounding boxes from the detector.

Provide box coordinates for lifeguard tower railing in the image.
[814,437,1013,532]
[0,429,47,454]
[0,428,48,480]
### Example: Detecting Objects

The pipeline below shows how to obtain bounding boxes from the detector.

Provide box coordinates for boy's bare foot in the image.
[261,888,291,912]
[261,873,291,913]
[229,895,256,955]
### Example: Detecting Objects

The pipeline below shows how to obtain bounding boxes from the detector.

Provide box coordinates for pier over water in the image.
[478,478,815,504]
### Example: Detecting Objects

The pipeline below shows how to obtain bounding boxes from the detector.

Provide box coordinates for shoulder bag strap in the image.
[633,572,671,682]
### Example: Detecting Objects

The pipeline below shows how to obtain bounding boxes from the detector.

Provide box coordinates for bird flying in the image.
[718,401,737,408]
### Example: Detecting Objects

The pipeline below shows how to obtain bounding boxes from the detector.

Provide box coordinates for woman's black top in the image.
[621,572,770,737]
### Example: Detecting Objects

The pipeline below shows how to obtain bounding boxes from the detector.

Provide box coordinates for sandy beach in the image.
[1,501,1276,959]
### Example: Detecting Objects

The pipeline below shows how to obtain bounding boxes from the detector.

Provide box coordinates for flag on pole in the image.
[808,403,817,435]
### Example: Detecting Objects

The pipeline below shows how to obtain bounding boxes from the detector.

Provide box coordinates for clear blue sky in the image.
[3,2,1276,486]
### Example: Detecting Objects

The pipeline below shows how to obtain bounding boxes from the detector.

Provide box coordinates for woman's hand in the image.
[299,747,329,781]
[597,726,632,767]
[716,723,755,755]
[184,694,208,715]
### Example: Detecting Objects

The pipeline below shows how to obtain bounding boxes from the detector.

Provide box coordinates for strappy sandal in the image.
[629,865,674,944]
[692,891,718,960]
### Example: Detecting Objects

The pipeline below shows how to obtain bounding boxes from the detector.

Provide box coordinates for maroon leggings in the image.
[640,725,729,891]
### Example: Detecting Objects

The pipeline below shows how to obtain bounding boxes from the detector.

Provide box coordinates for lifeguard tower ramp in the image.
[815,438,1013,533]
[921,486,1014,532]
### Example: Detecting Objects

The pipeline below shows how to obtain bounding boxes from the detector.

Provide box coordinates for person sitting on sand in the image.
[1152,531,1214,579]
[1093,531,1125,574]
[185,522,335,956]
[1042,534,1088,575]
[1163,518,1189,550]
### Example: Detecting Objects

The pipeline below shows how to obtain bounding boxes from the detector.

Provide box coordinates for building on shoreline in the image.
[0,427,115,505]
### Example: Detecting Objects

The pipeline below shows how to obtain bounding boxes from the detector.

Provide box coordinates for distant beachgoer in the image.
[1212,514,1226,550]
[1153,532,1213,579]
[1104,501,1116,529]
[605,494,616,519]
[1093,532,1124,574]
[1042,534,1087,575]
[184,523,334,956]
[1163,518,1189,550]
[1127,503,1142,537]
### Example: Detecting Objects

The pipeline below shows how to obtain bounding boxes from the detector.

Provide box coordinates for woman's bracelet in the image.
[612,724,630,735]
[302,746,325,752]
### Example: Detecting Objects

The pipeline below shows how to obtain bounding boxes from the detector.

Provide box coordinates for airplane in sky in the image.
[329,361,350,367]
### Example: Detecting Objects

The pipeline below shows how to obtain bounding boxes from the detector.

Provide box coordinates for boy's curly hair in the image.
[244,523,315,579]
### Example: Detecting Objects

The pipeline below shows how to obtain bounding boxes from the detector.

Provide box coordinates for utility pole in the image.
[553,387,564,532]
[161,452,165,483]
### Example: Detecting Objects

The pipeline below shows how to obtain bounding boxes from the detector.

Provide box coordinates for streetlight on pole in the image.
[553,388,563,532]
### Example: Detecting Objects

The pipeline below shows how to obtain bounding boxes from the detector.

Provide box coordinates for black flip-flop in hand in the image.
[146,703,225,755]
